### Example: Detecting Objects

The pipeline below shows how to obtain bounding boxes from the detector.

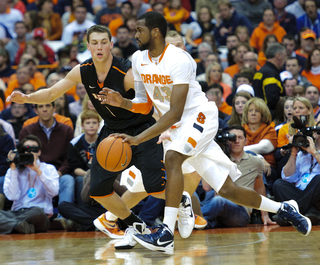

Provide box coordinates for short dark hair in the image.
[207,83,224,94]
[117,25,130,33]
[282,34,295,42]
[18,134,42,151]
[229,124,246,138]
[286,56,300,66]
[86,25,112,43]
[138,11,167,38]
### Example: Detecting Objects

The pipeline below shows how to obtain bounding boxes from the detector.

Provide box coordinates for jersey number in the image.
[153,86,171,102]
[197,112,206,124]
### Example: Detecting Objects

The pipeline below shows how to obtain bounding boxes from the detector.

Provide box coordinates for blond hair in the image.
[242,98,272,125]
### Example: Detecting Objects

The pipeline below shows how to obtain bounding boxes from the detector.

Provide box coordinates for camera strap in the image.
[309,156,318,174]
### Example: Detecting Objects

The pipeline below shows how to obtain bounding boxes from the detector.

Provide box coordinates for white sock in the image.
[105,211,118,221]
[163,207,179,233]
[259,195,282,213]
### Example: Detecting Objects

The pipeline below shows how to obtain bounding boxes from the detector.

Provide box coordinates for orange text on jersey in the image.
[141,74,173,85]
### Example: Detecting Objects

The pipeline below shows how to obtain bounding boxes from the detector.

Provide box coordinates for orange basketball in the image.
[96,136,132,172]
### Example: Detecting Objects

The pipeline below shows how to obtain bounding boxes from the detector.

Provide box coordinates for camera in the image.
[9,149,34,167]
[291,116,320,148]
[215,129,236,156]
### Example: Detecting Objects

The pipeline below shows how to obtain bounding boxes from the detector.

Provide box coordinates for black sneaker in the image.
[133,224,174,255]
[277,200,312,236]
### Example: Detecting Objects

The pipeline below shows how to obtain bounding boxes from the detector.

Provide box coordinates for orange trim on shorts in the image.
[148,189,165,195]
[187,137,197,148]
[112,66,126,75]
[129,170,136,179]
[90,191,115,199]
[171,124,181,129]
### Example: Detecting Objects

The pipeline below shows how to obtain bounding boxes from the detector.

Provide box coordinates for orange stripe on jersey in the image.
[130,94,153,114]
[97,80,104,88]
[112,66,126,75]
[187,137,197,148]
[159,44,169,63]
[129,170,136,179]
[81,62,94,67]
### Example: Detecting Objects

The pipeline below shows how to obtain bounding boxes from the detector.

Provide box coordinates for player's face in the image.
[135,19,152,51]
[87,32,113,61]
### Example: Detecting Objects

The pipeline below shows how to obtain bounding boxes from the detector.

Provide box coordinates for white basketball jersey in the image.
[132,44,208,126]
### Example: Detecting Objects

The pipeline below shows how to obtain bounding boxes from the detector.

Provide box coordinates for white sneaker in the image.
[178,191,195,239]
[114,222,151,250]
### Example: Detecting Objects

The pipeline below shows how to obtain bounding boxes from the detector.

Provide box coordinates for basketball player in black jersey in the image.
[6,25,168,242]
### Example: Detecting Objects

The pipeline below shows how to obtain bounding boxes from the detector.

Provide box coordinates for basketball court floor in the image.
[1,225,320,264]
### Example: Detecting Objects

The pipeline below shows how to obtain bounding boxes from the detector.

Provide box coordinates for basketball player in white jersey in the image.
[95,12,311,254]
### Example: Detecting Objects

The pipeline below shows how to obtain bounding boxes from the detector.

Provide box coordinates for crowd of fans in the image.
[1,0,320,234]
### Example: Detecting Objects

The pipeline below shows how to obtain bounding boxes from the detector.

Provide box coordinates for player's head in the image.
[87,25,112,43]
[136,11,167,50]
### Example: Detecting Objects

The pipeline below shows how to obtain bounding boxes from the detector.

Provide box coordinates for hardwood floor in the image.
[1,225,320,264]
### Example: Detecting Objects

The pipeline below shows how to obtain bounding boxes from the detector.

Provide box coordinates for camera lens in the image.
[294,135,308,147]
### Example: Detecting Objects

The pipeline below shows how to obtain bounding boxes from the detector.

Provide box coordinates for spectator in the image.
[296,29,316,59]
[195,0,219,18]
[224,43,251,78]
[0,48,15,86]
[214,0,253,46]
[61,5,96,46]
[94,0,121,27]
[61,0,94,29]
[301,48,320,89]
[292,85,306,97]
[131,0,150,18]
[304,85,320,119]
[296,0,320,38]
[252,43,287,119]
[283,77,298,96]
[19,102,74,230]
[235,26,250,44]
[0,0,24,39]
[206,62,232,101]
[54,94,77,129]
[226,34,240,67]
[0,134,59,234]
[164,0,190,33]
[258,34,278,67]
[273,131,320,225]
[250,8,287,53]
[242,97,278,194]
[285,0,306,19]
[23,10,40,34]
[282,35,307,72]
[69,83,86,117]
[114,25,138,60]
[205,83,232,117]
[227,91,252,127]
[243,51,259,71]
[5,21,31,64]
[0,126,14,210]
[273,96,294,132]
[273,0,297,37]
[108,1,133,37]
[201,125,274,228]
[0,118,16,143]
[196,42,212,76]
[233,0,272,29]
[111,47,123,58]
[37,0,62,41]
[285,57,311,88]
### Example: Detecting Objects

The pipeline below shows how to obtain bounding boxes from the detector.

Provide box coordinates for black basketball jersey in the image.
[80,56,153,130]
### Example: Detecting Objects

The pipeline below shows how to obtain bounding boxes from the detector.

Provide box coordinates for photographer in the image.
[273,132,320,225]
[0,135,59,234]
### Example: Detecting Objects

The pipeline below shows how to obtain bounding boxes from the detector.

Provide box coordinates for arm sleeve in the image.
[244,139,275,154]
[3,169,21,201]
[38,164,60,197]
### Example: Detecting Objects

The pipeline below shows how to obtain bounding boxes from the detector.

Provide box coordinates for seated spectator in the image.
[108,1,133,38]
[201,125,274,228]
[226,34,240,67]
[19,102,74,230]
[282,35,306,72]
[235,26,250,44]
[195,42,213,76]
[258,34,278,67]
[285,0,306,19]
[242,98,278,193]
[301,48,320,89]
[114,25,138,60]
[214,0,253,46]
[243,51,260,72]
[164,0,190,33]
[54,94,77,129]
[5,65,31,100]
[227,90,252,127]
[250,8,287,53]
[273,132,320,225]
[296,0,320,38]
[273,96,294,133]
[0,134,59,234]
[202,33,218,55]
[285,57,311,88]
[37,0,62,41]
[94,0,121,27]
[304,85,320,120]
[69,83,86,117]
[292,85,306,97]
[0,0,24,39]
[295,29,316,59]
[283,77,298,97]
[0,126,14,210]
[224,43,251,78]
[206,62,232,101]
[131,0,150,18]
[0,48,15,86]
[273,0,297,37]
[23,10,40,34]
[0,118,16,143]
[205,83,232,118]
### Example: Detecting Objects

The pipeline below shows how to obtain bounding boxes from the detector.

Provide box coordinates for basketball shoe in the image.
[114,222,150,250]
[277,200,312,236]
[194,214,207,229]
[133,224,174,255]
[178,191,195,238]
[93,213,125,239]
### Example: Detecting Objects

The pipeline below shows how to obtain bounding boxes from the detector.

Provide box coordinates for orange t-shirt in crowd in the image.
[23,113,73,130]
[224,64,240,79]
[301,70,320,91]
[258,51,267,67]
[109,17,124,37]
[221,83,232,101]
[219,101,232,116]
[5,77,47,99]
[295,48,309,59]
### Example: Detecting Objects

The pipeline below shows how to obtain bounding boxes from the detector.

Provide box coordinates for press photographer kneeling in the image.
[0,135,59,234]
[273,115,320,225]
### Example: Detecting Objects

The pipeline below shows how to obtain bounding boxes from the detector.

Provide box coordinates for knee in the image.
[59,174,75,187]
[165,151,185,171]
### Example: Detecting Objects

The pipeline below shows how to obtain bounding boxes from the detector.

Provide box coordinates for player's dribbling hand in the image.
[99,88,124,107]
[110,133,141,146]
[6,91,29,104]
